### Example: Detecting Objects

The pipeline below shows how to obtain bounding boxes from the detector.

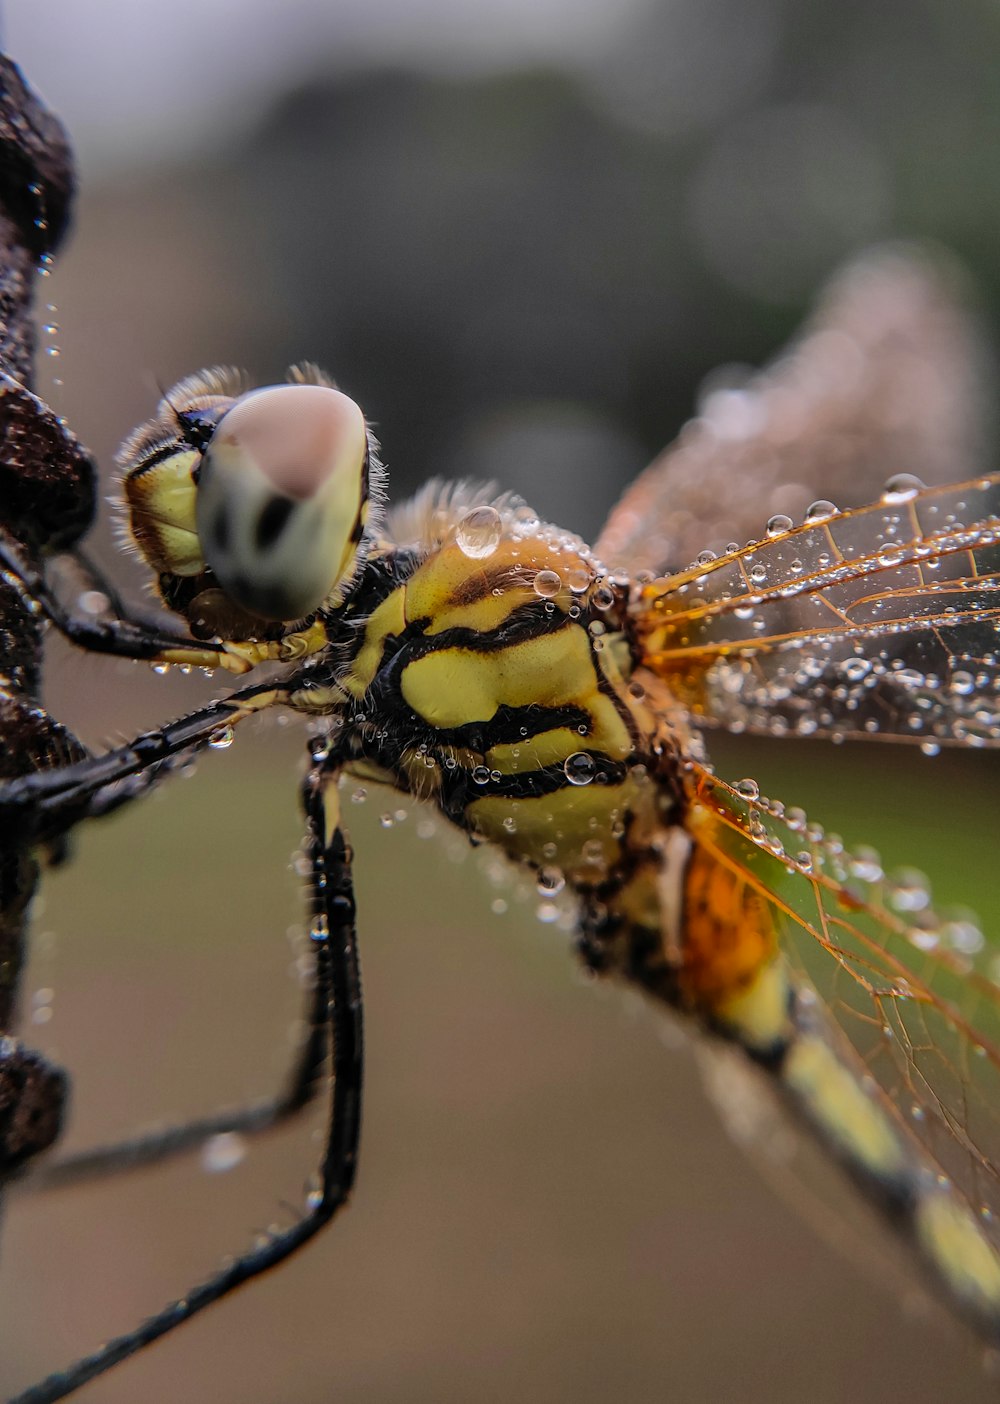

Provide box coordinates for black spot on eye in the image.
[256,495,295,551]
[212,504,231,553]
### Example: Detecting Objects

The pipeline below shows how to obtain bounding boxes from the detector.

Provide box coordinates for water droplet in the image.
[889,868,931,913]
[310,914,329,941]
[766,514,793,538]
[592,584,616,610]
[804,500,838,523]
[209,725,235,750]
[735,777,760,800]
[881,473,925,504]
[456,505,502,558]
[842,657,871,682]
[472,765,491,785]
[308,735,331,762]
[201,1131,247,1174]
[749,564,767,586]
[533,569,561,599]
[944,918,985,955]
[563,752,596,785]
[537,866,565,896]
[351,786,367,804]
[78,590,110,616]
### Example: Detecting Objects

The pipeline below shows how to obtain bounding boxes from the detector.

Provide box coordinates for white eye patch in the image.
[195,384,368,621]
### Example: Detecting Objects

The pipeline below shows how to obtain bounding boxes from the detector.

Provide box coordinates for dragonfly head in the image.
[118,365,383,639]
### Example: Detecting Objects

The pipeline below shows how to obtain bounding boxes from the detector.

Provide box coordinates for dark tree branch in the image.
[0,55,93,1178]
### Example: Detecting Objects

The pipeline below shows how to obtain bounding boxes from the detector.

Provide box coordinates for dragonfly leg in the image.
[0,680,288,837]
[23,933,331,1190]
[8,757,363,1404]
[0,530,241,671]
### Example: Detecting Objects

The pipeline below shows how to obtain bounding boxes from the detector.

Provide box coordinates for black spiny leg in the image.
[0,677,291,838]
[26,950,331,1189]
[3,683,324,1194]
[0,530,229,667]
[8,758,364,1404]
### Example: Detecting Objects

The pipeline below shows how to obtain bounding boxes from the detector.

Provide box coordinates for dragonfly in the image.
[1,246,999,1403]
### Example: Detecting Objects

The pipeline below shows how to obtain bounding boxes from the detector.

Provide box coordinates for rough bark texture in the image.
[0,55,93,1169]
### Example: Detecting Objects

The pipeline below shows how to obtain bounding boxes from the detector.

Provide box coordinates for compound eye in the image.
[195,383,369,622]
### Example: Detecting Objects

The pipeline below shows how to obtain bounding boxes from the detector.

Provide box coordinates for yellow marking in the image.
[468,776,640,882]
[783,1035,907,1181]
[222,620,330,670]
[917,1194,1000,1315]
[344,588,407,698]
[713,960,791,1053]
[401,627,630,743]
[287,683,347,715]
[344,757,399,788]
[486,727,585,774]
[124,447,205,577]
[405,542,575,637]
[609,863,664,938]
[156,644,239,672]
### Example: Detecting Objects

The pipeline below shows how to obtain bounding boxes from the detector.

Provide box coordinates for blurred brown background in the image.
[2,1,1000,1400]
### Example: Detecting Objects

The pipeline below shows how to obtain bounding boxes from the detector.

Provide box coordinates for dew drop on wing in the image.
[881,472,925,503]
[804,499,839,523]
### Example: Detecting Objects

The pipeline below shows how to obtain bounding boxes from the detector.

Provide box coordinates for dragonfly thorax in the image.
[320,496,671,895]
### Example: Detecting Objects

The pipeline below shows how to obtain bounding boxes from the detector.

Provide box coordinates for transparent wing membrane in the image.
[685,760,1000,1239]
[636,473,1000,747]
[596,246,990,575]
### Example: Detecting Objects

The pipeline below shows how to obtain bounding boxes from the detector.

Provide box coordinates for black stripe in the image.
[130,442,187,478]
[439,701,591,752]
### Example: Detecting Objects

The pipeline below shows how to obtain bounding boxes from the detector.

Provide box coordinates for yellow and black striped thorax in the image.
[316,490,678,890]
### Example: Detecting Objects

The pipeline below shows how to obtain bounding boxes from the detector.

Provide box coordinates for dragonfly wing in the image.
[636,473,1000,747]
[679,758,1000,1334]
[596,246,991,576]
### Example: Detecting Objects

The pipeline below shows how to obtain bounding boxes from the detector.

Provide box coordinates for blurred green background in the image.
[2,0,1000,1399]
